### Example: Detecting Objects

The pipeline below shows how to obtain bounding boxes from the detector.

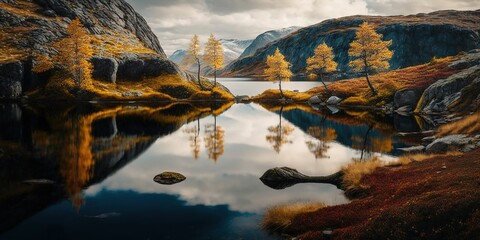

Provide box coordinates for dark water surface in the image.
[0,82,431,239]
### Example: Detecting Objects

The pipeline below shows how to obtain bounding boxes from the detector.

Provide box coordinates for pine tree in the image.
[203,34,224,86]
[52,18,94,88]
[264,48,292,99]
[349,22,393,95]
[186,34,204,89]
[306,42,337,92]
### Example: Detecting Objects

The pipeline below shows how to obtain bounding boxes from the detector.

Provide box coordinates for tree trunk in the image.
[279,80,284,99]
[260,167,344,190]
[365,72,377,96]
[196,58,203,90]
[319,71,329,94]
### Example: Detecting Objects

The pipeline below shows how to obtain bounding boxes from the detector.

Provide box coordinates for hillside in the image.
[0,0,233,101]
[223,10,480,77]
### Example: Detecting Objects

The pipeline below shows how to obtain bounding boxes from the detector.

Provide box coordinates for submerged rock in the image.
[154,172,186,185]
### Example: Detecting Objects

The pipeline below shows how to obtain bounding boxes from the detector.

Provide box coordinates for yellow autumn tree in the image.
[52,18,94,89]
[306,42,337,92]
[204,116,225,162]
[349,22,393,95]
[264,48,292,99]
[186,34,204,89]
[203,34,224,86]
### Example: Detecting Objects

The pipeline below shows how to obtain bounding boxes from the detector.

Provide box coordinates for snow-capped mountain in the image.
[239,26,301,59]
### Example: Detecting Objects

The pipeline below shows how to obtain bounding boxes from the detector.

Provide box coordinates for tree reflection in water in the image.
[305,126,337,159]
[266,105,294,154]
[204,115,225,162]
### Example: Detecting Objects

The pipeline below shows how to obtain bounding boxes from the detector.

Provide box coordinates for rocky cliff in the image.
[416,50,480,114]
[223,10,480,77]
[0,0,206,100]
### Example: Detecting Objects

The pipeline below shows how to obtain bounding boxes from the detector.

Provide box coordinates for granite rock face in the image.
[91,57,118,83]
[31,0,165,56]
[0,62,23,99]
[224,10,480,77]
[416,58,480,114]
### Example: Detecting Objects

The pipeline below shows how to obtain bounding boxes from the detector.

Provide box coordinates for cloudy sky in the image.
[124,0,480,55]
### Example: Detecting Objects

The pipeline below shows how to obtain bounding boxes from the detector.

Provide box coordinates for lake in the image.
[214,78,321,96]
[0,80,430,240]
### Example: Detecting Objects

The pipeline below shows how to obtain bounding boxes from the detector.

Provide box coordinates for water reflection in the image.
[0,101,430,238]
[265,106,294,153]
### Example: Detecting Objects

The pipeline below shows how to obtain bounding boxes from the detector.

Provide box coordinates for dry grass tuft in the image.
[262,202,326,232]
[251,89,313,102]
[437,112,480,137]
[393,151,463,166]
[342,157,382,191]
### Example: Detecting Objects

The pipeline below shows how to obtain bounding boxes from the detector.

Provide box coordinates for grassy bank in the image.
[27,73,235,102]
[307,56,460,107]
[262,111,480,239]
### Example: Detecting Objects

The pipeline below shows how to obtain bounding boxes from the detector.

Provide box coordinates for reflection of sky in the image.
[86,103,360,214]
[2,190,275,240]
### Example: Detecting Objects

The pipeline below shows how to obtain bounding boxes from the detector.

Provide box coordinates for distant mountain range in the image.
[168,27,301,75]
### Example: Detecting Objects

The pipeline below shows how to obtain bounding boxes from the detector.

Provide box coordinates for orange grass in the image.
[307,56,460,106]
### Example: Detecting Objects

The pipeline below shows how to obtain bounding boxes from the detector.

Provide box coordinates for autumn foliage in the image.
[186,34,204,89]
[203,34,224,85]
[306,42,338,92]
[264,48,293,99]
[349,22,393,95]
[33,18,94,89]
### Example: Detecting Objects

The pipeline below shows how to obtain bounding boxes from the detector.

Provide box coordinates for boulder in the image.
[426,134,474,153]
[326,96,342,105]
[143,57,182,77]
[308,95,322,104]
[91,57,118,83]
[153,172,186,185]
[394,89,421,110]
[117,58,145,81]
[0,61,23,99]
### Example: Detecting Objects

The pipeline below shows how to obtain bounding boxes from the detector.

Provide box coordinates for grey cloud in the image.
[203,0,293,15]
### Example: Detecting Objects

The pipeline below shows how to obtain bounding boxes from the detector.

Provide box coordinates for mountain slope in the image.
[168,38,253,75]
[223,10,480,77]
[0,0,233,100]
[239,26,300,59]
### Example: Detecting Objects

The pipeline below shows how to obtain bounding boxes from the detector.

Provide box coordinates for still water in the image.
[0,80,429,240]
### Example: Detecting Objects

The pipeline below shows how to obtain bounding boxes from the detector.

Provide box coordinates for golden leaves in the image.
[348,22,393,73]
[51,18,94,88]
[203,34,225,72]
[306,42,337,75]
[264,48,293,83]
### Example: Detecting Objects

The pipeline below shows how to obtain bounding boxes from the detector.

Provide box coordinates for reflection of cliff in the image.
[0,101,232,233]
